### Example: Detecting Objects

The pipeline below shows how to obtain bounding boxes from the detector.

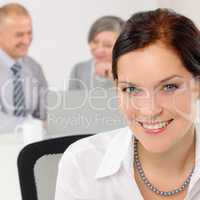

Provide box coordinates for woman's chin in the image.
[139,139,176,155]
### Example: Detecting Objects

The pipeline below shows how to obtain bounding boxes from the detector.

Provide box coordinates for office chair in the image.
[17,134,92,200]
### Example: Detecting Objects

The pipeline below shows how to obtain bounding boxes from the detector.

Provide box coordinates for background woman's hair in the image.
[112,8,200,80]
[88,15,125,43]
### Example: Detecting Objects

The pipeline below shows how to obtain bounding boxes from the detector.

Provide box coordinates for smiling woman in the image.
[116,42,198,152]
[55,9,200,200]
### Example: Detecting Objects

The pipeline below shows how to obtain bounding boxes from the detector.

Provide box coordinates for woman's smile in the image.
[136,119,174,135]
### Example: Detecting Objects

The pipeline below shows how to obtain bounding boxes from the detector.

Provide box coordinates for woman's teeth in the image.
[138,120,172,130]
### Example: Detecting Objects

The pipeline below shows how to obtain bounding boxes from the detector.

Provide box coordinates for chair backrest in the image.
[17,134,92,200]
[47,89,126,136]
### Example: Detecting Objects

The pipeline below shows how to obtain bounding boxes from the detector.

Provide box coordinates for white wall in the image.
[157,0,200,28]
[1,0,157,89]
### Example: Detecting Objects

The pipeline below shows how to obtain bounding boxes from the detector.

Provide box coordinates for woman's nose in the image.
[133,93,163,116]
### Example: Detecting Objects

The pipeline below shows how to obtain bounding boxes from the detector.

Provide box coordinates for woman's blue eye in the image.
[122,86,142,95]
[162,84,179,92]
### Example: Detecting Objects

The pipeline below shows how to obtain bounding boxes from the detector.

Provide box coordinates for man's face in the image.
[0,15,32,59]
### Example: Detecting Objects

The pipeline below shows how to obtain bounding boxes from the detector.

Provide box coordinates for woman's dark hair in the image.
[88,15,125,43]
[112,8,200,80]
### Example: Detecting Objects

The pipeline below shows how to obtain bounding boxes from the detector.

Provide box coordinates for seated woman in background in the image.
[55,8,200,200]
[68,15,124,90]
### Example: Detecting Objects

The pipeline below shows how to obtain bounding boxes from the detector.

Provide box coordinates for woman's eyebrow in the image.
[118,75,182,87]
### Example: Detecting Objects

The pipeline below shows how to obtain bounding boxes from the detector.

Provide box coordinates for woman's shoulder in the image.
[65,126,129,156]
[58,127,131,183]
[73,59,93,70]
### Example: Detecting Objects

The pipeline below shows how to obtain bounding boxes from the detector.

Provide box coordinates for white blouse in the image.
[55,126,200,200]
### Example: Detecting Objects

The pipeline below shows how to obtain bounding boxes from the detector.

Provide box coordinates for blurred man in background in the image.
[0,3,48,132]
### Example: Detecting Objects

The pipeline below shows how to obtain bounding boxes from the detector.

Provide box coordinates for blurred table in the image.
[0,134,23,200]
[0,130,49,200]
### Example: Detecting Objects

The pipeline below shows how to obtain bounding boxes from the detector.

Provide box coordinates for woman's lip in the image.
[137,119,174,135]
[137,119,174,126]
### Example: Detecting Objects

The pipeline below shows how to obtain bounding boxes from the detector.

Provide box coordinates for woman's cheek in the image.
[119,99,136,122]
[172,91,197,121]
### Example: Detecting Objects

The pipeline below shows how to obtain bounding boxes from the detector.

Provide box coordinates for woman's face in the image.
[89,31,118,64]
[117,42,199,153]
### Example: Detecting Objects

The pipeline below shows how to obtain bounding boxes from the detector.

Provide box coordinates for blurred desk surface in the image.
[0,131,58,200]
[0,131,52,200]
[0,134,23,200]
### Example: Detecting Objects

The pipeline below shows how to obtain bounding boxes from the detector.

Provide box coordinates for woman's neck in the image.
[138,126,196,176]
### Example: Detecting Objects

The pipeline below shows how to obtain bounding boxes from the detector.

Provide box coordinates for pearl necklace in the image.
[134,139,194,197]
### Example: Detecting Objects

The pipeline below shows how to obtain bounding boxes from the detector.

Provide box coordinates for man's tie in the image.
[11,63,26,117]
